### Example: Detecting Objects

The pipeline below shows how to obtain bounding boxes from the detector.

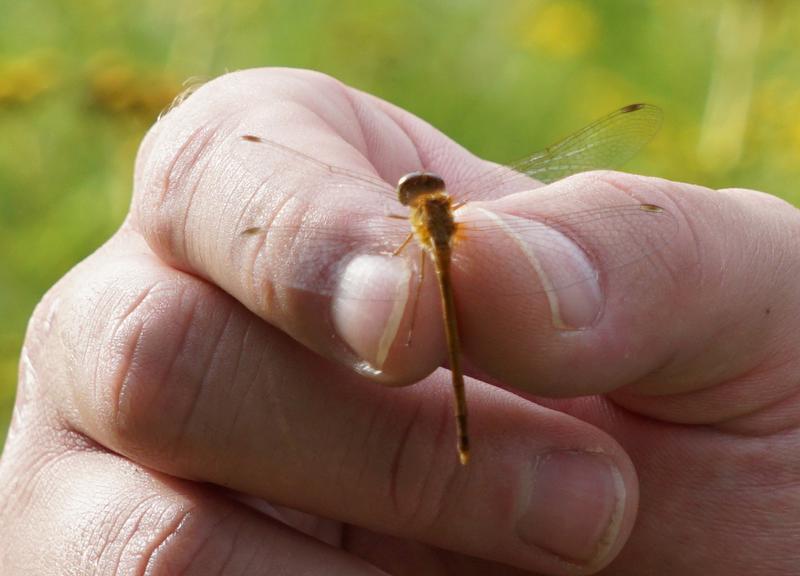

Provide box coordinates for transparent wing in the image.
[235,103,662,206]
[242,200,677,301]
[451,103,663,201]
[237,103,672,301]
[236,134,399,203]
[510,103,662,183]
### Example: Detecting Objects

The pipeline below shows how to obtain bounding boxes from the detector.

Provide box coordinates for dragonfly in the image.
[236,103,674,465]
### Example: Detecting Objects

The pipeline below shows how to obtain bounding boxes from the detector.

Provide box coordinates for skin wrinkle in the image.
[108,281,161,424]
[210,515,243,576]
[239,326,283,445]
[143,506,197,576]
[329,392,367,520]
[379,105,428,175]
[143,282,198,460]
[721,383,800,435]
[236,514,272,575]
[368,94,445,174]
[151,116,229,266]
[110,319,147,439]
[227,133,283,238]
[338,87,378,165]
[717,389,800,438]
[203,305,247,485]
[183,507,245,575]
[344,88,428,183]
[154,119,219,208]
[372,94,526,195]
[378,395,441,534]
[213,149,252,234]
[715,356,800,426]
[136,499,188,575]
[1,443,72,524]
[251,364,302,490]
[245,182,295,315]
[79,283,116,424]
[97,492,166,572]
[78,475,120,569]
[236,534,262,576]
[172,299,238,479]
[229,168,262,241]
[131,284,196,412]
[12,424,107,519]
[389,399,424,516]
[351,397,384,515]
[3,445,117,570]
[178,133,225,274]
[221,315,258,448]
[296,104,393,187]
[417,395,462,537]
[281,70,375,158]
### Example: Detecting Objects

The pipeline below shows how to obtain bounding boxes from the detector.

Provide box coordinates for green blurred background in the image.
[1,0,799,444]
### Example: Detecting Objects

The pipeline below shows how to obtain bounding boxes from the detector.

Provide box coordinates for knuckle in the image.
[385,396,462,533]
[2,449,201,576]
[132,66,355,266]
[134,114,231,263]
[100,275,223,463]
[143,504,245,576]
[77,487,202,576]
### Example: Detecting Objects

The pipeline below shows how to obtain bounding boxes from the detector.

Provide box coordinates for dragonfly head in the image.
[396,171,446,207]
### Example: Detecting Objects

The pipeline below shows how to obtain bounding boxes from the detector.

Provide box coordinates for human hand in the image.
[1,68,798,575]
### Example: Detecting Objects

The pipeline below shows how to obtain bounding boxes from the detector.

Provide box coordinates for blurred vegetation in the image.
[1,0,799,443]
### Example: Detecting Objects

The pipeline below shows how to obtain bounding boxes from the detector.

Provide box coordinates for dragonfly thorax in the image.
[396,171,447,207]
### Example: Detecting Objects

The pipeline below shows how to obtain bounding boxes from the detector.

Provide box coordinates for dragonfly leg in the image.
[404,250,426,347]
[392,232,414,256]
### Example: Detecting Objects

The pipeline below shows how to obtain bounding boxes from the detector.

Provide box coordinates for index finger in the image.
[133,67,490,384]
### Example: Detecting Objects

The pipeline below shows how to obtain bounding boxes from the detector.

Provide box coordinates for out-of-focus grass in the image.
[1,0,799,444]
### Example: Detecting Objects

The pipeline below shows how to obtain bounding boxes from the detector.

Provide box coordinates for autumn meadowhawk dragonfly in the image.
[234,103,676,464]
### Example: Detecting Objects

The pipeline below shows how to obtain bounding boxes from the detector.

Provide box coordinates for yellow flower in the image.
[517,1,599,58]
[87,54,182,120]
[0,53,57,106]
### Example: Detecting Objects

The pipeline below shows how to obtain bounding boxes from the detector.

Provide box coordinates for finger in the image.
[132,67,539,386]
[0,424,388,575]
[344,528,535,576]
[38,231,638,574]
[132,67,454,384]
[456,175,800,427]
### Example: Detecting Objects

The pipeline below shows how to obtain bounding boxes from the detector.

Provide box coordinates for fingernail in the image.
[517,451,625,565]
[471,208,602,329]
[332,254,411,372]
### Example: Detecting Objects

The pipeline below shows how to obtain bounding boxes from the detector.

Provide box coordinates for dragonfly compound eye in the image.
[397,171,446,206]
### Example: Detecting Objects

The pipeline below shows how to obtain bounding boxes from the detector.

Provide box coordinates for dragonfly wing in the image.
[235,134,400,204]
[517,103,663,184]
[451,103,663,202]
[452,199,677,296]
[240,210,418,301]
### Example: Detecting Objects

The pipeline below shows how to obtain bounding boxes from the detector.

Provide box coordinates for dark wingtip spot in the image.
[241,134,262,142]
[621,103,645,113]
